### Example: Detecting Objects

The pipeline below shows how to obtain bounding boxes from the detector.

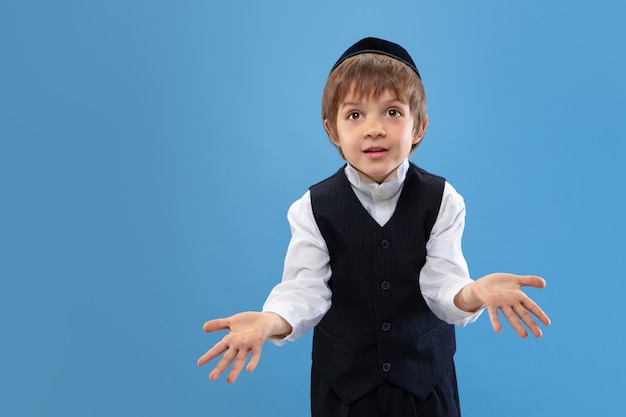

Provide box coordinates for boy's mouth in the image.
[363,147,389,158]
[364,146,388,152]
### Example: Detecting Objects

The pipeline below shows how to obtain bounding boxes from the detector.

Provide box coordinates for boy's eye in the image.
[386,109,401,117]
[347,112,361,120]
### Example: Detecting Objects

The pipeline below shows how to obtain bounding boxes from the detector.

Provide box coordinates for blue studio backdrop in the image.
[1,1,625,416]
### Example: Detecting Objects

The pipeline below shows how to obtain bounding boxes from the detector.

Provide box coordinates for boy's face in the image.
[324,88,426,184]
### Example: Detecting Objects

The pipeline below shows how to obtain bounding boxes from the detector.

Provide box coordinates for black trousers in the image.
[310,365,461,417]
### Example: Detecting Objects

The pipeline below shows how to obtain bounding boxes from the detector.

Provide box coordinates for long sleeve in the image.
[262,191,332,344]
[419,183,483,326]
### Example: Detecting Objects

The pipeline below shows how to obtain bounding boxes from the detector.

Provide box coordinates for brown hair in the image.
[321,53,427,157]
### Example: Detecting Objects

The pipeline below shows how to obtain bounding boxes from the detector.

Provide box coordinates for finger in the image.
[227,349,250,384]
[487,306,503,334]
[516,275,546,290]
[522,298,551,327]
[203,318,230,333]
[512,305,542,338]
[246,346,263,374]
[501,306,529,338]
[197,340,228,366]
[209,346,238,381]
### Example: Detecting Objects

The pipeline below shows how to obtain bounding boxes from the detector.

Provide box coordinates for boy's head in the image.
[321,38,427,159]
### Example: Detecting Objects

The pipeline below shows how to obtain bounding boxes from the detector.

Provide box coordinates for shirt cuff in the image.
[423,278,484,326]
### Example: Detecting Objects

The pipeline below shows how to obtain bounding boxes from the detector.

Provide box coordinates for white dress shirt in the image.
[263,159,482,345]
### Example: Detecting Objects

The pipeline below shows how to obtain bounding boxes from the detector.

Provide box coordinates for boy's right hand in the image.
[197,311,291,383]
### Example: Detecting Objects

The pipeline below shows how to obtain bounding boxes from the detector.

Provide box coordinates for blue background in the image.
[2,1,625,416]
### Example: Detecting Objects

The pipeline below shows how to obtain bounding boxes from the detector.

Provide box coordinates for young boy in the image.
[197,37,550,417]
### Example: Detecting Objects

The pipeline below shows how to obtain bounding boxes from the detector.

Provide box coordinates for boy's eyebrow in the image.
[339,97,407,108]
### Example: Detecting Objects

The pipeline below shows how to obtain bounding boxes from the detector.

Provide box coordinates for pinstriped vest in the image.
[309,162,457,404]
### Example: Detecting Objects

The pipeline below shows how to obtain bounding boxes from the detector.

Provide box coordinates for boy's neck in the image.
[348,160,408,186]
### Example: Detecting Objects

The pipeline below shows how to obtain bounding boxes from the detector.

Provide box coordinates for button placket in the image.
[378,235,393,377]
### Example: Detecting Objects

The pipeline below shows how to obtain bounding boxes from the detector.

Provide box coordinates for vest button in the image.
[380,280,391,290]
[381,322,391,332]
[380,239,390,250]
[382,362,392,372]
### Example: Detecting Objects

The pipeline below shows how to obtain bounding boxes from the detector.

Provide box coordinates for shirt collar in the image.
[344,159,409,202]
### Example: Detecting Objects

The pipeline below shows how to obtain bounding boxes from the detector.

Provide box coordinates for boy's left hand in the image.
[456,273,551,338]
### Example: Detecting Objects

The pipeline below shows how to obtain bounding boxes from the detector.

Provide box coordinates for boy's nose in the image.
[363,118,386,138]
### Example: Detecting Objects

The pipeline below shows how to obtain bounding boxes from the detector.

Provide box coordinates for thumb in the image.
[517,275,546,289]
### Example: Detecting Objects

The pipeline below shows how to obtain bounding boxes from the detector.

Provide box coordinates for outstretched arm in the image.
[197,311,292,383]
[454,273,551,338]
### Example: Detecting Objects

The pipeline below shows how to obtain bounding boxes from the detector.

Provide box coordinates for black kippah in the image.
[330,37,421,78]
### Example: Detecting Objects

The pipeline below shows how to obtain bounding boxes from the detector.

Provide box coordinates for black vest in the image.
[310,163,456,404]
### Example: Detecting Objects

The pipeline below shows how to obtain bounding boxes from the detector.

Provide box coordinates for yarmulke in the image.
[330,37,421,78]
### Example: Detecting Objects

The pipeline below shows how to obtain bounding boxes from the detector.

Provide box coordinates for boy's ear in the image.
[413,115,429,145]
[324,119,340,145]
